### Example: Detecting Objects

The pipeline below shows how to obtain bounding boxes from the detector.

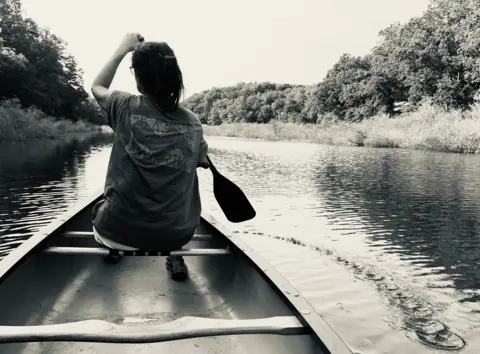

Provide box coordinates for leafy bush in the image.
[0,99,102,142]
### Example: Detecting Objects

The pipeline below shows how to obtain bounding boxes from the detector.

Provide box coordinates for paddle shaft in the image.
[0,316,305,343]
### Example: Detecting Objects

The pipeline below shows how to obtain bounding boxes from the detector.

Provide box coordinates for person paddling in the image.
[90,33,209,281]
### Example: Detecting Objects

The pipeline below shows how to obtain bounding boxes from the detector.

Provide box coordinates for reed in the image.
[203,103,480,154]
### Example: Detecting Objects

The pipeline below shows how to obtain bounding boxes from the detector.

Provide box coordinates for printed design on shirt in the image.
[125,114,197,171]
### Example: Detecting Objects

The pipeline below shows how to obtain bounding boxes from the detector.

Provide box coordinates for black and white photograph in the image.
[0,0,479,353]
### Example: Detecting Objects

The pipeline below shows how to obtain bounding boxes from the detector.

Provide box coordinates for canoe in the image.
[0,190,352,354]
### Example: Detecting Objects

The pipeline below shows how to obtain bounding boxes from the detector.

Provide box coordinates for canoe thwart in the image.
[43,246,231,257]
[62,231,214,242]
[0,315,306,344]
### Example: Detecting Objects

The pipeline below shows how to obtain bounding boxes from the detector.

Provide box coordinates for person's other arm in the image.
[91,33,143,110]
[198,136,210,169]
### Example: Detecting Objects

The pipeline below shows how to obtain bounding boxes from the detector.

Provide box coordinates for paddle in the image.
[206,155,256,223]
[0,316,304,343]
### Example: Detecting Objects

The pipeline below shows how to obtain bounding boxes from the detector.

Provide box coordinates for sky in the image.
[21,0,430,98]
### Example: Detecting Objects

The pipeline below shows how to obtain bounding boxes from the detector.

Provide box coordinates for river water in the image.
[0,133,479,354]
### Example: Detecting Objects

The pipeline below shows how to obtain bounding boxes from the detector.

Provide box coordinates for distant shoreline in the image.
[202,105,480,154]
[5,103,480,155]
[0,122,111,143]
[0,104,111,143]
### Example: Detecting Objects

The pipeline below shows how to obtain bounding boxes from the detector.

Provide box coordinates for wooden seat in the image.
[43,246,232,257]
[53,231,227,256]
[62,231,214,242]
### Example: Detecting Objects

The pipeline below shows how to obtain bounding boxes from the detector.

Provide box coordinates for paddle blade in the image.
[212,173,256,223]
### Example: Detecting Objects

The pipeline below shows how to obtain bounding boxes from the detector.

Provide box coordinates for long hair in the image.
[131,42,184,112]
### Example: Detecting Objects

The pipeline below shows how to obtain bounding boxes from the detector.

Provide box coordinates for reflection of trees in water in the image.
[0,133,113,177]
[315,149,480,294]
[0,133,114,245]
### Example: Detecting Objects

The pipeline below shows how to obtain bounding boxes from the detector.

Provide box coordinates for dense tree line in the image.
[184,82,319,125]
[0,0,106,124]
[185,0,480,124]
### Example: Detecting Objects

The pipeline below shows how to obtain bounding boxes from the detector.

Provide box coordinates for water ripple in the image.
[1,136,480,353]
[0,134,113,259]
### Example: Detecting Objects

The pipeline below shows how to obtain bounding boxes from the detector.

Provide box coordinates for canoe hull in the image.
[0,191,351,353]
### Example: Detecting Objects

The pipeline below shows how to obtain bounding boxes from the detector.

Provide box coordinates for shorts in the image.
[93,226,138,251]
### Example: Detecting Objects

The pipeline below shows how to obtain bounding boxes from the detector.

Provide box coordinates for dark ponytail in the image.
[131,42,184,112]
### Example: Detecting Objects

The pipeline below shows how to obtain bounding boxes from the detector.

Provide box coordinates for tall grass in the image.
[0,99,104,142]
[203,102,480,154]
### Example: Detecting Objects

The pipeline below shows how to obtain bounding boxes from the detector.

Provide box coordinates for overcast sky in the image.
[21,0,430,98]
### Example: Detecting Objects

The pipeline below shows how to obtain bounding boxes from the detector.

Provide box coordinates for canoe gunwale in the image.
[0,190,102,285]
[0,188,352,354]
[202,213,353,354]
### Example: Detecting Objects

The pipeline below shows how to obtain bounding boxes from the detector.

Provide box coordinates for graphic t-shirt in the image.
[92,91,208,250]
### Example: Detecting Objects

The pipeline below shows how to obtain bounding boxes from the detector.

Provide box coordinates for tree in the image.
[185,0,480,125]
[0,0,104,124]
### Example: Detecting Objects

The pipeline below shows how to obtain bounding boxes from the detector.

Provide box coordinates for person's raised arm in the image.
[91,33,144,110]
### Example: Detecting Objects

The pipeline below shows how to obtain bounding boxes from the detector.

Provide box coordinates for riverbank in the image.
[0,102,107,142]
[203,103,480,154]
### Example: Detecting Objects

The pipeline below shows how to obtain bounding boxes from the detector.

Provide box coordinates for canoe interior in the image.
[0,201,325,354]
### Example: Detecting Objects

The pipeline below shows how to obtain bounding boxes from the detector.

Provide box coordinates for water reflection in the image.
[207,142,480,300]
[0,135,479,353]
[0,133,113,255]
[197,139,480,352]
[314,149,480,298]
